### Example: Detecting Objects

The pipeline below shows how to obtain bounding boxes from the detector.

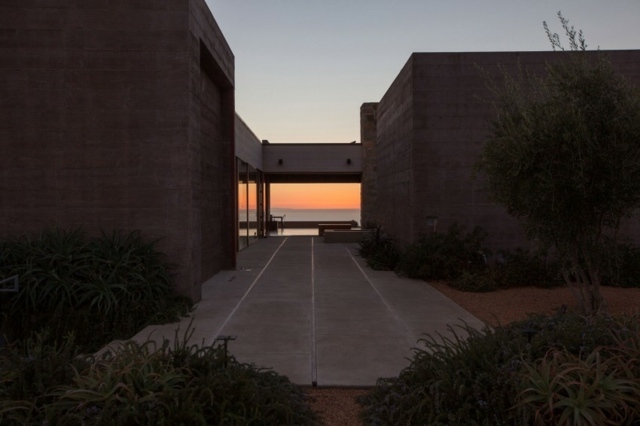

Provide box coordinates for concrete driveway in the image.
[132,237,485,387]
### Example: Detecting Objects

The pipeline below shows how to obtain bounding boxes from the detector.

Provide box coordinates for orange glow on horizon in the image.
[271,183,360,209]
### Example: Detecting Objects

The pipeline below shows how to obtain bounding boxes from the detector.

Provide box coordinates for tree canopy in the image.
[479,14,640,313]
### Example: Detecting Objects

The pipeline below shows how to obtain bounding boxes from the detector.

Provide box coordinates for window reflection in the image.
[238,159,263,250]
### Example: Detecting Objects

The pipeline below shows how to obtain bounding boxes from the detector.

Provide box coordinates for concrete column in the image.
[360,103,379,228]
[265,177,271,237]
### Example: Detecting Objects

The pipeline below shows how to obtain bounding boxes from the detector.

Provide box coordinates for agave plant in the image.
[0,330,91,425]
[1,228,90,312]
[41,325,318,425]
[360,313,640,426]
[0,227,190,351]
[517,346,640,425]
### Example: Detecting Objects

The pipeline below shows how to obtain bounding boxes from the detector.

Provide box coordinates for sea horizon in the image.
[262,208,361,224]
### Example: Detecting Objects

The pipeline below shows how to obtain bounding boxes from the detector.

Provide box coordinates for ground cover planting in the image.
[359,223,640,294]
[0,325,319,425]
[0,228,318,425]
[0,228,192,351]
[356,224,640,425]
[359,313,640,425]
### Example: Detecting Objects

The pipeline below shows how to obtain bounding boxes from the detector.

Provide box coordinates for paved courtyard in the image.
[132,237,485,387]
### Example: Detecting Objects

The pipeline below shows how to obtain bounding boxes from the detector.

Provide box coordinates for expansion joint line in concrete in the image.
[347,248,416,347]
[209,238,289,345]
[311,238,318,387]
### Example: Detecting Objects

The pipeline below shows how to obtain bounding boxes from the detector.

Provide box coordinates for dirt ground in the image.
[306,283,640,425]
[429,281,640,326]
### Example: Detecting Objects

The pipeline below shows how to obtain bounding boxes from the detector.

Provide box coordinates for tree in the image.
[478,13,640,314]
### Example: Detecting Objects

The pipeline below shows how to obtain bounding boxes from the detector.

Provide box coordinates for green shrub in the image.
[601,242,640,288]
[447,248,562,293]
[495,248,561,289]
[395,224,488,281]
[358,223,400,270]
[450,270,501,293]
[0,331,92,424]
[359,313,640,426]
[360,223,564,293]
[0,326,319,425]
[360,322,530,425]
[0,228,191,351]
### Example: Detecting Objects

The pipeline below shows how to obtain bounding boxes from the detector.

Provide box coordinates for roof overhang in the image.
[262,143,362,183]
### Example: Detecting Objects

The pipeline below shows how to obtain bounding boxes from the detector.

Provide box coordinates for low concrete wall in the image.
[324,230,365,243]
[255,220,357,229]
[318,223,352,236]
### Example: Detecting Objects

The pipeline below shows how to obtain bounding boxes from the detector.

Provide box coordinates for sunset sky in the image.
[207,0,639,143]
[270,184,360,209]
[207,0,640,209]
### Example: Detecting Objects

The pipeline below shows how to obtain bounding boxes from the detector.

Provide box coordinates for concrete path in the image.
[131,237,485,387]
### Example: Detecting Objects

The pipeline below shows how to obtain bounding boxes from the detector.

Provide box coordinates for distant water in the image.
[268,208,361,224]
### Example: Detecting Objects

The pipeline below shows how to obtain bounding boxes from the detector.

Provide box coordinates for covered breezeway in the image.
[237,140,363,248]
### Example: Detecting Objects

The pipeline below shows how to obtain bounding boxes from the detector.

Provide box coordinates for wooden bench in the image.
[318,223,352,236]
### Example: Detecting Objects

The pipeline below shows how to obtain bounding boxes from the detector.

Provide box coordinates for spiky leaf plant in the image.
[359,313,640,426]
[518,346,640,425]
[0,228,191,351]
[1,324,319,425]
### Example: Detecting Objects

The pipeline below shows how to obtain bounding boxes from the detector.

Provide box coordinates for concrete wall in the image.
[235,114,263,170]
[360,103,378,227]
[262,143,362,183]
[410,52,528,250]
[367,56,416,244]
[188,0,236,295]
[367,50,640,250]
[0,0,235,301]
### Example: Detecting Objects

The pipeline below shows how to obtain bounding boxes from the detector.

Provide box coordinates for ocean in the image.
[267,208,361,225]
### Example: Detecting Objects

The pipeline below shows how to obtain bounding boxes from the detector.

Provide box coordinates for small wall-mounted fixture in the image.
[426,216,438,233]
[278,159,283,165]
[346,158,352,165]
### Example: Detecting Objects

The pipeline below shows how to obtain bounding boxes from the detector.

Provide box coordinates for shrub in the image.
[450,270,502,293]
[517,346,640,426]
[0,326,319,425]
[360,223,564,293]
[447,248,563,293]
[517,316,640,425]
[359,313,640,426]
[395,224,488,281]
[359,322,530,425]
[358,223,400,270]
[448,248,562,293]
[0,331,92,424]
[494,248,561,289]
[601,242,640,288]
[0,228,191,351]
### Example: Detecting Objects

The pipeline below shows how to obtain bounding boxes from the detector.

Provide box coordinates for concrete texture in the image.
[131,237,485,387]
[323,230,365,243]
[363,50,640,251]
[0,0,236,301]
[262,143,362,183]
[235,114,263,172]
[360,102,378,228]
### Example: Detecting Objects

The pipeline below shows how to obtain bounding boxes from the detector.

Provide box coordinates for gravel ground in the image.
[430,281,640,326]
[306,283,640,425]
[305,388,369,426]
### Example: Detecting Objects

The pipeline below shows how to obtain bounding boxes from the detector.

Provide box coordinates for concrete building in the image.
[235,131,362,249]
[361,50,640,250]
[3,1,639,301]
[0,0,236,301]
